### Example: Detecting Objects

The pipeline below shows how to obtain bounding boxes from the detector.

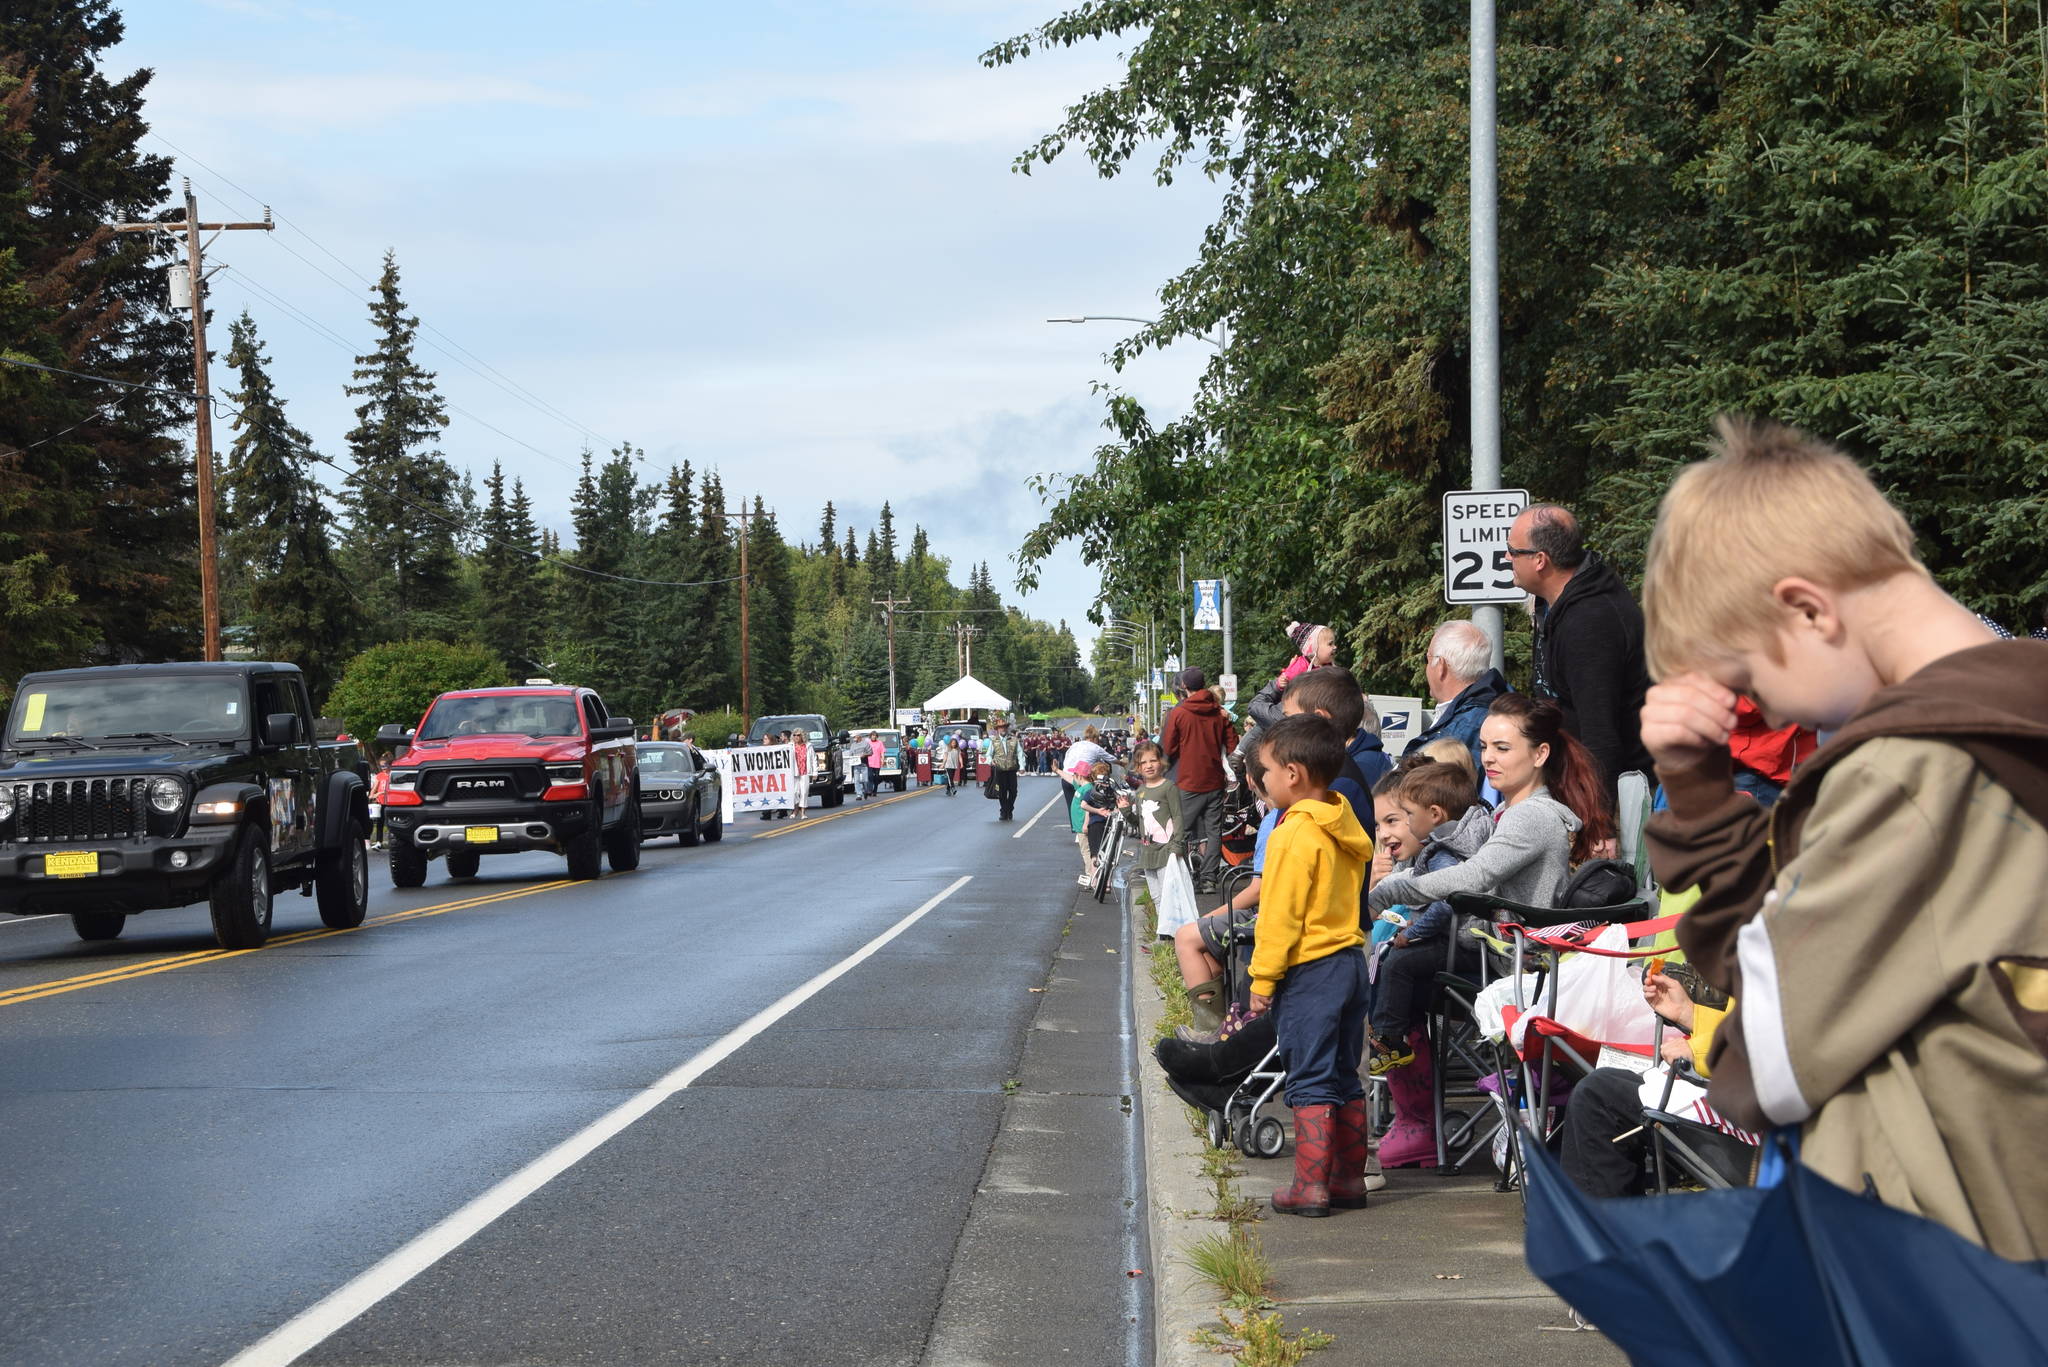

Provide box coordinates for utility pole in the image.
[873,595,909,724]
[949,622,981,679]
[112,180,272,661]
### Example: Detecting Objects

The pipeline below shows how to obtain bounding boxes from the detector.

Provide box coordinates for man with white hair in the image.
[1409,619,1509,770]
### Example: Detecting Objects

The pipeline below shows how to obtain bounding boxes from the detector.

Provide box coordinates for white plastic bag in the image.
[1147,857,1200,938]
[1472,924,1657,1050]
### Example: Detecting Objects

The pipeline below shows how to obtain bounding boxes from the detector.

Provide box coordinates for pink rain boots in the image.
[1377,1027,1439,1169]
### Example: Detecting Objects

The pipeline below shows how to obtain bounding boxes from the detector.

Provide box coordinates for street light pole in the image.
[1470,0,1506,674]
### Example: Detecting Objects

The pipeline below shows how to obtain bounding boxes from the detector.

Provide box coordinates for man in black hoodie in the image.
[1508,504,1653,790]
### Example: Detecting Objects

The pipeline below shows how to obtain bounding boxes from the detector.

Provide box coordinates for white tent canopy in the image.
[922,675,1011,713]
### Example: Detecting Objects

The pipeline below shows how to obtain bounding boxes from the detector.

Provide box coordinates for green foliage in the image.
[996,0,2048,670]
[684,708,746,746]
[324,639,506,747]
[0,6,197,671]
[342,252,469,643]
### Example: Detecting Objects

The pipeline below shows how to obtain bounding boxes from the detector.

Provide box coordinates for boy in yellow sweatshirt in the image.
[1245,714,1375,1217]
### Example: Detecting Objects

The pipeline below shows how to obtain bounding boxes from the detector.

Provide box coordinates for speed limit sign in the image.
[1441,489,1530,604]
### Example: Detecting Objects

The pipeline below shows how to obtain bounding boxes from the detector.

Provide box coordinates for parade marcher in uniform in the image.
[986,718,1021,820]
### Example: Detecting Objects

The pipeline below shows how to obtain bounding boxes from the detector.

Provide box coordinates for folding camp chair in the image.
[1466,889,1687,1196]
[1643,1021,1760,1194]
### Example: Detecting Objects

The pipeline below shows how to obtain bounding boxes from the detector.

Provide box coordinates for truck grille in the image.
[419,763,547,803]
[11,777,150,843]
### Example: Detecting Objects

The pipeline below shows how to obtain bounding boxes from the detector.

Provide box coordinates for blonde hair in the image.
[1642,416,1926,678]
[1417,737,1477,781]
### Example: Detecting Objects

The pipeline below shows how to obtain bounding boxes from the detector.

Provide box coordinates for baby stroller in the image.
[1215,781,1262,870]
[1154,1011,1291,1158]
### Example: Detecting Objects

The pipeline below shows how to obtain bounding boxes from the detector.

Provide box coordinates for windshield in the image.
[747,716,827,745]
[7,676,249,742]
[419,695,580,742]
[636,746,694,776]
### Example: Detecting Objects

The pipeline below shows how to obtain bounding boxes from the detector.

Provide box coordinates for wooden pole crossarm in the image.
[111,221,274,233]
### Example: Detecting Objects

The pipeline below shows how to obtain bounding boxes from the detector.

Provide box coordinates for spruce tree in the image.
[692,473,737,708]
[746,496,796,713]
[219,312,356,697]
[639,463,706,714]
[342,251,465,642]
[476,462,542,675]
[0,5,197,667]
[563,443,645,712]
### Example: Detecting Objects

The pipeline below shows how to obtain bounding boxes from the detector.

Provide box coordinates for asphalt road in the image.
[0,771,1142,1367]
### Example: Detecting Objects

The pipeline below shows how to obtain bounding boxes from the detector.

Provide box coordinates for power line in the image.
[0,353,747,591]
[143,131,615,450]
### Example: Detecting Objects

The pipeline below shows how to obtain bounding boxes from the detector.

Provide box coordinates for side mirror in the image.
[591,722,634,742]
[610,717,635,732]
[835,731,851,745]
[262,712,303,747]
[376,724,412,745]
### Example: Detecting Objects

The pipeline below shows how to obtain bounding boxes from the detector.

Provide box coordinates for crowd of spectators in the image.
[1132,416,2047,1281]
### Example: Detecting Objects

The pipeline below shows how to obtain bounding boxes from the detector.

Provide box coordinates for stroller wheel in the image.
[1252,1115,1287,1159]
[1205,1109,1230,1151]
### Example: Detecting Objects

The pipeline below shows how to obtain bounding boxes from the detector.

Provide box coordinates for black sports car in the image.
[634,742,723,846]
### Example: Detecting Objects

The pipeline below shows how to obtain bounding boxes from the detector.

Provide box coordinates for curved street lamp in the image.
[1046,315,1226,350]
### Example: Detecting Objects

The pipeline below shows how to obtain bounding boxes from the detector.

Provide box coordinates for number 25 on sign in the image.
[1441,489,1530,605]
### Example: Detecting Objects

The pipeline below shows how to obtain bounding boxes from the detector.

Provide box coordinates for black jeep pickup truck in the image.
[0,662,371,948]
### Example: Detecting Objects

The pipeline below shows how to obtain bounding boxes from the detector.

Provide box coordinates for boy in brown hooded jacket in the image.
[1639,417,2048,1263]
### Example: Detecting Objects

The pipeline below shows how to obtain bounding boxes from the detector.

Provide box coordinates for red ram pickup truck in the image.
[376,686,640,885]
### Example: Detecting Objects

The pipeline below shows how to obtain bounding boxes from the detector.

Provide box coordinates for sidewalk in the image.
[1131,894,1624,1366]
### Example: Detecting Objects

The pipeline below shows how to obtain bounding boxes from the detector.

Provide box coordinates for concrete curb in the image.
[1129,893,1229,1367]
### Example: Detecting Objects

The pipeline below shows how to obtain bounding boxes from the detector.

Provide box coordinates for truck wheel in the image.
[703,803,723,843]
[565,797,604,881]
[316,823,370,929]
[446,849,481,879]
[823,783,843,809]
[678,796,702,847]
[603,793,643,872]
[209,830,274,950]
[70,911,126,941]
[389,840,428,889]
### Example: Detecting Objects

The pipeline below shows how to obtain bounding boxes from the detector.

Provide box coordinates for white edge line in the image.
[0,914,59,929]
[221,873,976,1367]
[1011,790,1064,839]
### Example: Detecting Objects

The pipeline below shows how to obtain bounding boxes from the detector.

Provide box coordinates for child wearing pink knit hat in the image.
[1276,622,1337,691]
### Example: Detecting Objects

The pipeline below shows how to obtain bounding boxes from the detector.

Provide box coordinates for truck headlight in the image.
[148,777,184,813]
[546,764,582,786]
[387,768,418,792]
[0,786,14,822]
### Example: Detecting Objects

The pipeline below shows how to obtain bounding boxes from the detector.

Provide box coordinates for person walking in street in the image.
[1408,619,1508,773]
[864,732,886,799]
[1507,503,1654,792]
[1161,666,1240,895]
[941,734,962,795]
[985,718,1021,820]
[789,731,809,821]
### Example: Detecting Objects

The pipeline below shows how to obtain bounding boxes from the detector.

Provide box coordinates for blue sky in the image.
[113,0,1224,658]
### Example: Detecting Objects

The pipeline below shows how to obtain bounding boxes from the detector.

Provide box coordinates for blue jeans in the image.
[1272,946,1369,1109]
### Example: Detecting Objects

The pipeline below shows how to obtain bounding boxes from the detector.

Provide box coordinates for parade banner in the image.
[714,743,801,821]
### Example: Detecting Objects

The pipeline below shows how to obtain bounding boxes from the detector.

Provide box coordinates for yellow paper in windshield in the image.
[21,693,45,733]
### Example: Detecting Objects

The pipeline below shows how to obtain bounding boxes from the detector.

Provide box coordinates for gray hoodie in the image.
[1396,803,1498,941]
[1368,786,1580,919]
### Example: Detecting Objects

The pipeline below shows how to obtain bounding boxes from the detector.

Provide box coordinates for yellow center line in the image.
[0,877,581,1009]
[751,782,941,839]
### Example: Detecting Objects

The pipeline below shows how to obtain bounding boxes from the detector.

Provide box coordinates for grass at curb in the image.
[1142,884,1335,1365]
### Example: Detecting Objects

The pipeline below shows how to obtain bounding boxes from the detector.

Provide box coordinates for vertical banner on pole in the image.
[1193,579,1223,631]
